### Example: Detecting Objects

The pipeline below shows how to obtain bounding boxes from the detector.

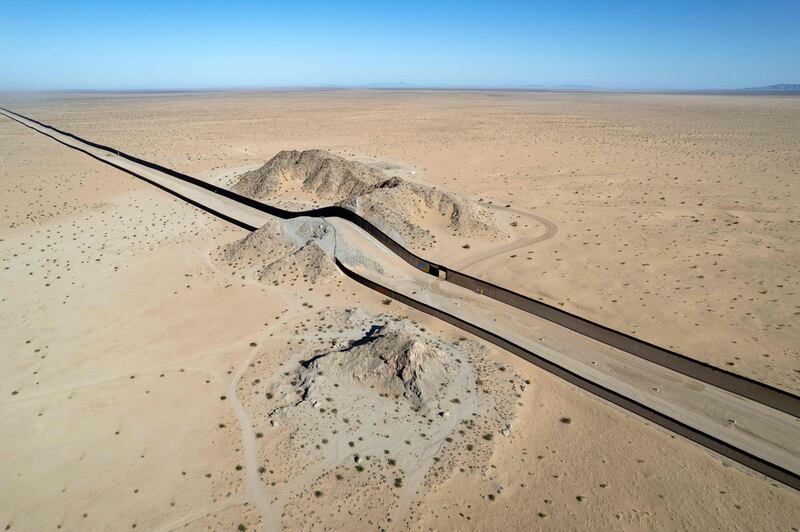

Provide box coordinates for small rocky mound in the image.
[298,322,454,410]
[218,217,337,284]
[233,149,387,203]
[343,177,500,245]
[255,310,526,509]
[232,150,504,248]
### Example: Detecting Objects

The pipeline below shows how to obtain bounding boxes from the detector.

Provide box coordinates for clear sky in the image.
[1,0,798,90]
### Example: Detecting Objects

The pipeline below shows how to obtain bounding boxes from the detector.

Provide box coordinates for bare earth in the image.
[1,90,799,530]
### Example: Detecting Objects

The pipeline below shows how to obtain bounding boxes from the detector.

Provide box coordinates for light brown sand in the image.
[1,91,799,530]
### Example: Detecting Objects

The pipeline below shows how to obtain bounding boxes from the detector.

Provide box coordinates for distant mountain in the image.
[364,82,415,89]
[742,84,800,92]
[528,84,597,90]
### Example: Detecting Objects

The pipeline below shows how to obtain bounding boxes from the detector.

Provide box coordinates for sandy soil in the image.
[1,91,799,530]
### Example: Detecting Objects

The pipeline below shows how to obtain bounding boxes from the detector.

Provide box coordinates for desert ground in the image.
[1,90,799,530]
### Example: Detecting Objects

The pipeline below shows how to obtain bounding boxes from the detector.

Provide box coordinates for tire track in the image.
[451,203,559,271]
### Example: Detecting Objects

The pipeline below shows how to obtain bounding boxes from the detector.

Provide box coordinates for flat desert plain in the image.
[1,90,799,530]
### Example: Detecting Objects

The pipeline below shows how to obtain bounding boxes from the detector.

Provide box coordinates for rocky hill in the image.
[297,321,454,410]
[232,150,505,248]
[216,217,338,284]
[233,149,386,203]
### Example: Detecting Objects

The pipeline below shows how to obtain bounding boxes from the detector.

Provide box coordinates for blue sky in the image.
[1,0,798,90]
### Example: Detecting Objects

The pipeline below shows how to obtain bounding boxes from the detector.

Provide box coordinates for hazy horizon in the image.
[2,83,799,94]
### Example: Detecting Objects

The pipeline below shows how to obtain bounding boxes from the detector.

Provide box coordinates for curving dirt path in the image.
[229,340,281,531]
[154,498,247,532]
[451,203,559,271]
